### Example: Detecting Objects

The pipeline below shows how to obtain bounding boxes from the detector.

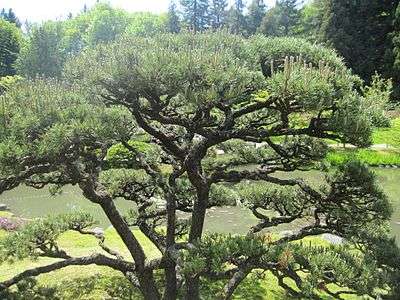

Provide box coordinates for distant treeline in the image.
[1,0,400,100]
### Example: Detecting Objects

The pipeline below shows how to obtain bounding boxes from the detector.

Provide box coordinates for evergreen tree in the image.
[180,0,209,32]
[225,0,246,34]
[16,21,65,78]
[167,1,181,33]
[209,0,228,29]
[0,8,21,28]
[259,0,300,36]
[1,33,399,299]
[247,0,266,34]
[0,19,21,77]
[320,0,398,83]
[391,3,400,99]
[298,0,325,40]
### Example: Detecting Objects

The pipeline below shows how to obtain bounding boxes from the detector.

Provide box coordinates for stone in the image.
[215,149,225,155]
[92,227,104,236]
[322,233,344,245]
[0,204,8,211]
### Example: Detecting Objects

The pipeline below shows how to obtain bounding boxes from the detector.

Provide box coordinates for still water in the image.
[1,169,399,242]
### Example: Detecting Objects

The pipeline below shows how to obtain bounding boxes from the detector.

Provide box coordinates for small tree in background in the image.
[167,1,181,33]
[0,19,21,77]
[0,8,21,28]
[259,0,300,36]
[16,21,65,78]
[225,0,247,34]
[246,0,266,34]
[297,0,325,41]
[0,32,399,299]
[180,0,210,32]
[209,0,228,30]
[391,2,400,99]
[319,0,398,84]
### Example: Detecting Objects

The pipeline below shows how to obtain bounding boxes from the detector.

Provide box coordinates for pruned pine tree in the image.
[180,0,209,32]
[0,33,399,300]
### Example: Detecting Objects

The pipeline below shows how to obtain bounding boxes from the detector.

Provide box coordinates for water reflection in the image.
[0,168,399,243]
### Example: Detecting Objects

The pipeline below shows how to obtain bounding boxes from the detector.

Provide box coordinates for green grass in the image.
[326,149,400,166]
[0,211,13,218]
[372,118,400,147]
[0,227,366,300]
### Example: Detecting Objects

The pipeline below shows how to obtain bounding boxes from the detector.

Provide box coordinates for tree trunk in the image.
[186,185,210,299]
[99,200,161,300]
[185,276,200,300]
[164,261,177,300]
[138,270,162,300]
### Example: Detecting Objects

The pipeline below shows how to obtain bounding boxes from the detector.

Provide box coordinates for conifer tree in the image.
[298,0,325,40]
[209,0,228,29]
[0,19,21,77]
[226,0,246,34]
[259,0,300,36]
[320,0,398,83]
[0,8,21,28]
[391,2,400,99]
[180,0,209,32]
[1,32,399,300]
[167,1,181,33]
[247,0,266,34]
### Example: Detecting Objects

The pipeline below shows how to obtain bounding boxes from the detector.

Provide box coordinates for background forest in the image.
[1,0,400,100]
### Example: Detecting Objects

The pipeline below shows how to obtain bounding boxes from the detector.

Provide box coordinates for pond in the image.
[1,168,399,243]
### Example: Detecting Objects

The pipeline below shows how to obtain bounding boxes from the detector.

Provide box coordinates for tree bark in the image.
[99,199,161,300]
[0,254,133,290]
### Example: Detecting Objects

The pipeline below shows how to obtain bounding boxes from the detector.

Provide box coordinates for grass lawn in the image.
[324,117,400,166]
[372,118,400,147]
[0,224,367,300]
[326,148,400,166]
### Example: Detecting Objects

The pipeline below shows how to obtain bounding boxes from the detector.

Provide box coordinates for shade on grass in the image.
[0,228,365,299]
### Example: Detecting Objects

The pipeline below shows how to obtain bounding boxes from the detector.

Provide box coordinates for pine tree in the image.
[180,0,209,32]
[259,0,300,36]
[167,1,181,33]
[247,0,266,34]
[391,3,400,99]
[209,0,228,29]
[277,0,299,35]
[298,0,326,41]
[320,0,398,83]
[0,19,21,77]
[225,0,246,34]
[0,8,21,28]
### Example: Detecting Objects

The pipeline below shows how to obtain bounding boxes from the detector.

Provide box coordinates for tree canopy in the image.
[0,32,398,299]
[0,19,21,77]
[319,0,398,83]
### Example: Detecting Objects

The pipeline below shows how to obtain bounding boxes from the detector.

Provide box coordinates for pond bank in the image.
[0,168,399,243]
